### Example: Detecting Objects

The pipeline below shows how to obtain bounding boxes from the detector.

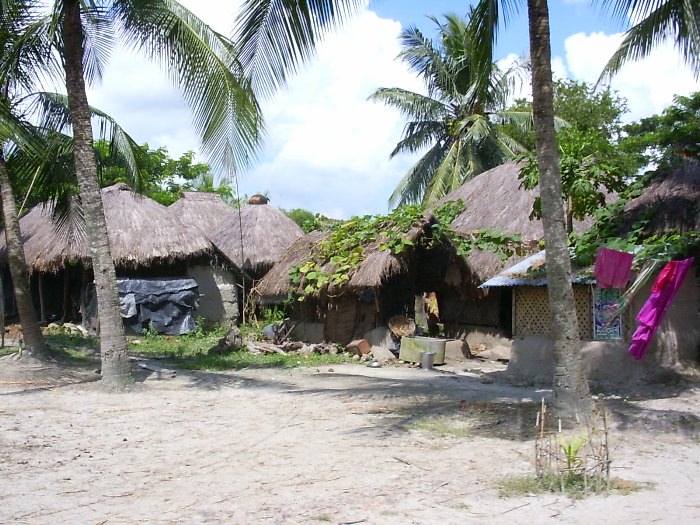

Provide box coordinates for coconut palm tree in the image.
[0,0,63,360]
[3,0,263,389]
[469,0,699,421]
[1,90,152,361]
[370,13,530,206]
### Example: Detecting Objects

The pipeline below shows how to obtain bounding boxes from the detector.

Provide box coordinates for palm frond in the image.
[597,0,700,82]
[389,120,445,157]
[6,128,78,210]
[388,141,447,208]
[233,0,365,98]
[114,0,264,174]
[423,139,464,204]
[0,100,44,156]
[20,91,148,190]
[368,87,446,122]
[76,1,114,86]
[0,3,63,93]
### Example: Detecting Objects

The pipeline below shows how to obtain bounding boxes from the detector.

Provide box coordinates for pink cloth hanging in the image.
[628,257,695,360]
[594,247,634,288]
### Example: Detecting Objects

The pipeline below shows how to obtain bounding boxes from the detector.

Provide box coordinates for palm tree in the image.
[597,0,700,82]
[1,91,152,362]
[469,0,699,420]
[3,0,263,389]
[0,0,62,360]
[523,0,593,419]
[370,14,530,206]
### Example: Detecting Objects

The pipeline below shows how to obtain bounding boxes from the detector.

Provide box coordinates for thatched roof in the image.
[209,197,304,276]
[0,183,212,274]
[619,160,700,236]
[435,161,597,286]
[168,192,236,239]
[256,218,444,297]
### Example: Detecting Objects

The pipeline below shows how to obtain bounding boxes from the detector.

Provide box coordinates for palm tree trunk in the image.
[0,154,49,358]
[527,0,591,421]
[62,0,131,389]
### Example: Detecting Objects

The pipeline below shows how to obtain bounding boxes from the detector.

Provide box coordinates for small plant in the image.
[558,433,588,479]
[142,324,160,340]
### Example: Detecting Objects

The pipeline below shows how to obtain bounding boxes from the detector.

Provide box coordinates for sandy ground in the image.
[0,358,698,525]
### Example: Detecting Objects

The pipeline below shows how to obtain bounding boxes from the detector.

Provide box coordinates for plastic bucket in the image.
[420,351,436,370]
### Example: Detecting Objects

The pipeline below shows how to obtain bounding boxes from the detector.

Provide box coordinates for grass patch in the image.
[5,322,355,371]
[406,415,475,439]
[168,351,353,371]
[496,473,651,499]
[46,333,99,350]
[0,346,16,357]
[53,346,99,366]
[128,322,355,371]
[0,334,98,365]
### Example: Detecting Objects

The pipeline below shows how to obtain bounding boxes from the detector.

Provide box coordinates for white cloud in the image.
[86,1,421,218]
[239,10,424,217]
[564,31,700,122]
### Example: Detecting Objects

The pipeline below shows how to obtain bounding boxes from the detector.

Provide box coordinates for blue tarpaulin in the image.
[117,278,199,335]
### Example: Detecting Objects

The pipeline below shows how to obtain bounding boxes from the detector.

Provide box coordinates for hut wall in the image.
[323,295,376,345]
[29,272,65,322]
[440,288,511,338]
[626,264,699,364]
[507,265,700,387]
[514,285,593,340]
[187,265,239,325]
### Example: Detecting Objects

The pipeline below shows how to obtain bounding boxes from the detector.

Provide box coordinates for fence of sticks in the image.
[534,398,612,493]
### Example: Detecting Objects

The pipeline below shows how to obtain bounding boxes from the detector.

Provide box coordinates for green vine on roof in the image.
[571,173,700,267]
[289,200,526,299]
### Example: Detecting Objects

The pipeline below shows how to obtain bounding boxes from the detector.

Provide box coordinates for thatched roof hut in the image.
[256,215,463,344]
[619,160,700,236]
[436,161,596,287]
[168,192,236,238]
[209,195,304,277]
[0,183,212,274]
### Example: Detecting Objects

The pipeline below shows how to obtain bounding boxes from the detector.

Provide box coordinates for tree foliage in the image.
[94,141,224,205]
[511,80,640,228]
[622,91,700,166]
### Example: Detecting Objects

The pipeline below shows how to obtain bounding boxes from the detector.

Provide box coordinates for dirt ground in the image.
[0,358,698,525]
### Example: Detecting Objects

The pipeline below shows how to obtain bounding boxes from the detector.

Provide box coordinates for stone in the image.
[478,345,511,361]
[208,326,243,355]
[363,326,395,349]
[370,346,397,365]
[346,339,371,356]
[445,339,471,362]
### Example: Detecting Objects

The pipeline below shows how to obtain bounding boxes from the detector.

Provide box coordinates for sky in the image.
[85,0,700,219]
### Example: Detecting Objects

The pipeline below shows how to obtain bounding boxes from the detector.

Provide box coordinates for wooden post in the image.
[63,269,71,322]
[38,273,46,323]
[0,274,4,347]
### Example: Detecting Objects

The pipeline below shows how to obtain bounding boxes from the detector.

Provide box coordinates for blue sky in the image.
[85,1,700,218]
[372,1,626,58]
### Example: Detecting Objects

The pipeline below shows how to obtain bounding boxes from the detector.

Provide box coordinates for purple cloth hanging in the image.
[594,247,634,288]
[628,257,695,360]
